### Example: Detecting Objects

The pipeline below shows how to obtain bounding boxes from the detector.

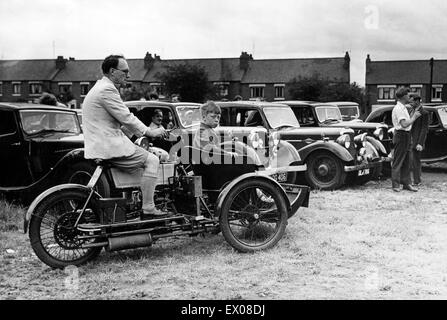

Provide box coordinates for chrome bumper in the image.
[344,159,383,172]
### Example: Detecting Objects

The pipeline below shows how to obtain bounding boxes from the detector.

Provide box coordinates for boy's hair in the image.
[395,86,410,99]
[200,101,221,116]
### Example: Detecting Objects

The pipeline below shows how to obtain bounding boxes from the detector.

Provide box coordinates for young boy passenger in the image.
[192,101,238,161]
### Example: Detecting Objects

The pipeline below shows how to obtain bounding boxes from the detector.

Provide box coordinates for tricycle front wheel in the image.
[219,179,288,252]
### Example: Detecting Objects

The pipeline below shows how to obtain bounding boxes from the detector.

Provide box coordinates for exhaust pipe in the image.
[107,234,152,251]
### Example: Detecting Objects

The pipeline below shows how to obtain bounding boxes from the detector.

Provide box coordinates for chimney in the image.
[343,51,350,70]
[239,51,253,71]
[154,54,161,61]
[144,52,155,70]
[55,55,67,70]
[69,57,75,61]
[365,54,371,74]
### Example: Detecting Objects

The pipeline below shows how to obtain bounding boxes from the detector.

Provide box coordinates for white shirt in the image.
[392,101,411,132]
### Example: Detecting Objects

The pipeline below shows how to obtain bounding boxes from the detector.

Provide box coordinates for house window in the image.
[249,84,265,100]
[29,82,43,96]
[431,85,443,102]
[12,82,21,96]
[149,83,165,99]
[410,85,422,98]
[58,82,73,94]
[213,82,229,97]
[80,82,90,96]
[274,84,285,100]
[377,85,396,101]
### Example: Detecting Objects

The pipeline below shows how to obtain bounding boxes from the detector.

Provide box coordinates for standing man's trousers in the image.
[391,130,412,187]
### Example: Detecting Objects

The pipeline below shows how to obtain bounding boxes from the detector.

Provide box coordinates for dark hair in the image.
[149,92,159,100]
[395,86,410,99]
[152,109,163,118]
[38,93,58,106]
[102,54,125,74]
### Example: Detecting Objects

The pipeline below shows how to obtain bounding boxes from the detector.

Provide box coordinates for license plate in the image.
[358,168,370,176]
[272,172,288,182]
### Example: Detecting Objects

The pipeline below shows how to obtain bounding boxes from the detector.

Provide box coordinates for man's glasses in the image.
[113,68,130,75]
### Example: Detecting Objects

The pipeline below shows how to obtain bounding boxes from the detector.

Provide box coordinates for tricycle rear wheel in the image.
[219,179,288,252]
[29,189,103,269]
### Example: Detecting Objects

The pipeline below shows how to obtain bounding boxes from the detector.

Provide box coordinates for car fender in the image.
[214,172,291,218]
[298,140,354,162]
[276,140,302,166]
[23,183,100,233]
[365,136,387,155]
[364,140,380,159]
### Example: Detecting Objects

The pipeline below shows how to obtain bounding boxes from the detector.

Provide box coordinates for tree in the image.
[122,85,144,101]
[287,74,329,101]
[157,64,211,102]
[287,76,366,116]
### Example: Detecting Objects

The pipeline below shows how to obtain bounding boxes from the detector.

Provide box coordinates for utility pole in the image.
[429,57,434,102]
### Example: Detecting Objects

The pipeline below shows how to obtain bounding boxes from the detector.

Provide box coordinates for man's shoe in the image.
[413,182,421,187]
[403,184,418,192]
[141,208,168,219]
[392,187,401,192]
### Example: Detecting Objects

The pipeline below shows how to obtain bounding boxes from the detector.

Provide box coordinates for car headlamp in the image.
[336,134,351,149]
[248,131,263,149]
[374,127,384,140]
[359,147,367,156]
[354,133,367,147]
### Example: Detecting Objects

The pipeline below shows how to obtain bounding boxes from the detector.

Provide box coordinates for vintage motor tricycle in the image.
[24,138,310,269]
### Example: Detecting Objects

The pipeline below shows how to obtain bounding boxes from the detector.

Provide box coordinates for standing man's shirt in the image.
[392,101,412,131]
[83,76,147,159]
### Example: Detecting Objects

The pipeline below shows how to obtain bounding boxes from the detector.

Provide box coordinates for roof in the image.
[0,60,58,81]
[0,102,77,112]
[366,59,447,84]
[0,54,350,84]
[241,58,349,83]
[143,58,244,83]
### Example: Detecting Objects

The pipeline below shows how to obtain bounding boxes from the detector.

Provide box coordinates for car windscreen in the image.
[20,110,81,135]
[263,107,300,129]
[315,106,342,123]
[437,106,447,128]
[338,106,359,119]
[176,105,201,128]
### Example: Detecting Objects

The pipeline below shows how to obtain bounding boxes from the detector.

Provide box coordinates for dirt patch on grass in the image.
[2,163,447,299]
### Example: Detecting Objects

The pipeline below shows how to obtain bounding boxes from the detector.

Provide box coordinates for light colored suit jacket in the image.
[83,77,147,159]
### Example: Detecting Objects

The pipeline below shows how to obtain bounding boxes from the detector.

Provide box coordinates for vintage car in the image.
[365,104,447,163]
[324,101,361,122]
[277,101,391,162]
[213,101,386,190]
[124,100,304,185]
[0,102,106,203]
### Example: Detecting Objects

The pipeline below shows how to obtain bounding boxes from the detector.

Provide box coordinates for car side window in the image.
[428,111,440,127]
[0,111,17,136]
[292,107,315,127]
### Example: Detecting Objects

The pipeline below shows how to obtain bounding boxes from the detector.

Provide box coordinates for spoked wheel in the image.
[305,151,346,190]
[219,179,288,252]
[29,189,103,269]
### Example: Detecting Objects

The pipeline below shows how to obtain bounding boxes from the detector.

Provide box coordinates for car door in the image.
[422,110,447,160]
[0,110,32,187]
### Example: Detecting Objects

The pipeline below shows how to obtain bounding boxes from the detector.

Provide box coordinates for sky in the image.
[1,0,447,86]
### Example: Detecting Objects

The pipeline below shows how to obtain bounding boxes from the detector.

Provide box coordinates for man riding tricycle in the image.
[23,55,310,269]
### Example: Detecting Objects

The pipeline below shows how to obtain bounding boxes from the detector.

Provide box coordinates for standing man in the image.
[83,54,167,217]
[391,87,421,192]
[409,93,429,186]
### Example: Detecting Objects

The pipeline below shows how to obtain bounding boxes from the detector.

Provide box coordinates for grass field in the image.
[2,163,447,300]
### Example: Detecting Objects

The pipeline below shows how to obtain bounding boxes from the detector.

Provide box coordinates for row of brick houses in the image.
[0,52,351,108]
[365,55,447,111]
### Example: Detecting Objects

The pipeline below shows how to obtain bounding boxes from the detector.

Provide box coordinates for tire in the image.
[29,189,103,269]
[219,179,288,252]
[305,151,347,190]
[62,162,110,197]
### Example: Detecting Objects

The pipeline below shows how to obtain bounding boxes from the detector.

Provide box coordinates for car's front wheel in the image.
[304,151,346,190]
